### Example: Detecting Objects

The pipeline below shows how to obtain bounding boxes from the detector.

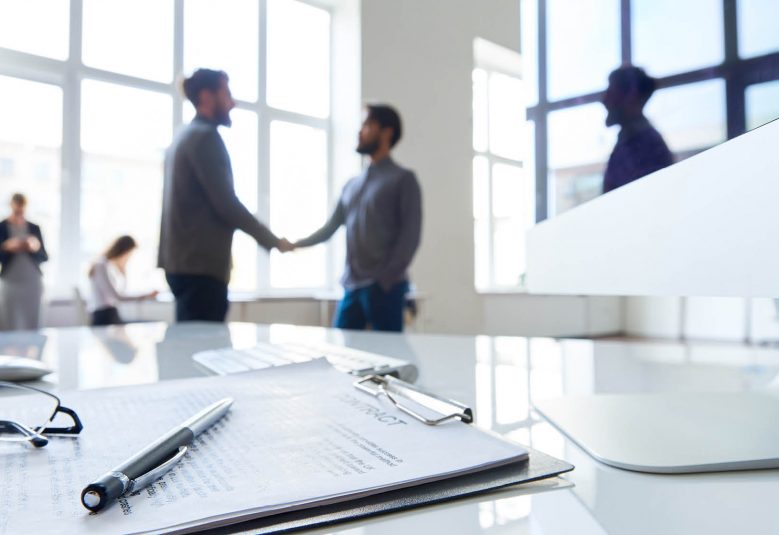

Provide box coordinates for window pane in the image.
[548,103,616,215]
[520,0,539,107]
[0,1,69,60]
[219,109,258,291]
[492,163,522,219]
[269,121,328,288]
[547,0,620,101]
[473,156,489,220]
[0,76,62,285]
[492,162,534,286]
[219,109,258,212]
[644,79,726,154]
[81,80,171,292]
[473,69,488,153]
[489,73,526,160]
[493,219,523,286]
[746,80,779,131]
[230,232,257,293]
[184,0,259,102]
[493,163,535,227]
[474,219,490,290]
[82,0,173,82]
[525,121,537,221]
[738,0,779,58]
[632,0,724,77]
[267,0,331,118]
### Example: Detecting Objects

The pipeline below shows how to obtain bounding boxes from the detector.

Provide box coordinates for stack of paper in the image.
[0,359,528,534]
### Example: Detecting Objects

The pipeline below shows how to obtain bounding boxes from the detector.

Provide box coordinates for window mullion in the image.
[59,0,84,291]
[484,77,496,288]
[257,0,271,291]
[723,0,745,139]
[172,0,184,129]
[620,0,632,64]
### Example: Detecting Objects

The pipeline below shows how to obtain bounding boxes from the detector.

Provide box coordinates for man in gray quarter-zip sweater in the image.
[158,69,291,322]
[292,105,422,332]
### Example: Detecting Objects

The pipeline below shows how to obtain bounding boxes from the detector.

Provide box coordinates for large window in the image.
[0,76,62,283]
[0,0,333,295]
[523,0,779,219]
[472,40,535,291]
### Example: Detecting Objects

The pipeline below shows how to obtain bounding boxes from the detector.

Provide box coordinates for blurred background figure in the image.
[88,235,158,326]
[159,68,290,323]
[602,65,673,193]
[0,193,48,331]
[293,104,422,332]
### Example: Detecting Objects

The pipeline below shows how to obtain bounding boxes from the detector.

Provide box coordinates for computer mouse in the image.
[0,355,53,382]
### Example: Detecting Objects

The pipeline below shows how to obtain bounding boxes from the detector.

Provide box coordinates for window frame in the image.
[0,0,335,295]
[526,0,779,222]
[472,61,532,292]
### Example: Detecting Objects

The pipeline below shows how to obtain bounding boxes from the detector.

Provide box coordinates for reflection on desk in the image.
[4,323,779,534]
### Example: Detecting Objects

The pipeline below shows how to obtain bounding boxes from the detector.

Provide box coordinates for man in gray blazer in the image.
[158,69,291,322]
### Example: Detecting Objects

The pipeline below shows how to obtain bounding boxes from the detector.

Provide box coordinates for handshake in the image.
[277,238,297,254]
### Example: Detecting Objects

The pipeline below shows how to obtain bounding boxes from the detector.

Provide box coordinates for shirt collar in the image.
[368,155,394,171]
[618,116,652,140]
[194,113,220,127]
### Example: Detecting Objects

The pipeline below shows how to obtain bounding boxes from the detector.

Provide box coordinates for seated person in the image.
[88,236,157,326]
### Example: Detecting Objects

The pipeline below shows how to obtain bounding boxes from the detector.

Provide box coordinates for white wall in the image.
[359,0,621,337]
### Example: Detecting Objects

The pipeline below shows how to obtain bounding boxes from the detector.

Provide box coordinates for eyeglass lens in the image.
[0,382,58,443]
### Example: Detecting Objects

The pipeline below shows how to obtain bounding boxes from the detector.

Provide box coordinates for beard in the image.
[215,108,232,127]
[605,108,619,127]
[356,138,379,155]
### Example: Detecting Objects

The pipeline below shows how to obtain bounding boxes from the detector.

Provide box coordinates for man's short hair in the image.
[366,104,403,147]
[181,69,228,106]
[609,65,656,103]
[11,192,26,206]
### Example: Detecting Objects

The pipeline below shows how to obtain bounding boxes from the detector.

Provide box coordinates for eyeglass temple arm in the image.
[40,405,84,435]
[0,419,49,447]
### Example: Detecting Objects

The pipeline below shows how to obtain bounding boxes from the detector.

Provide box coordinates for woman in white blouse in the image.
[88,235,157,326]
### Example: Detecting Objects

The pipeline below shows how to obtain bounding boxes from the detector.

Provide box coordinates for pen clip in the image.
[126,445,188,494]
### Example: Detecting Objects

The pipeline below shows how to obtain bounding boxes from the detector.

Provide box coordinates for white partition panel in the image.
[527,119,779,297]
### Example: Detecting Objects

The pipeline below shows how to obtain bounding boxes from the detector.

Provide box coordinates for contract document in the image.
[0,359,528,534]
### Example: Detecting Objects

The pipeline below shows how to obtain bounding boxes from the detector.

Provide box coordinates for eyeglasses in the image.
[0,381,83,447]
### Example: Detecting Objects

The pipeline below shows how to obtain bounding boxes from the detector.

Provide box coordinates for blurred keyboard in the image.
[192,340,418,383]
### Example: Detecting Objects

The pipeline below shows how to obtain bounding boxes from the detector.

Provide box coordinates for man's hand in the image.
[277,238,296,253]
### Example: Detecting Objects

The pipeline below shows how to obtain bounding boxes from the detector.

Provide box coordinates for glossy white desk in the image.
[3,322,779,535]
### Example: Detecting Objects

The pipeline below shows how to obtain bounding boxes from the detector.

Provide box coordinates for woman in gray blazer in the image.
[0,193,48,330]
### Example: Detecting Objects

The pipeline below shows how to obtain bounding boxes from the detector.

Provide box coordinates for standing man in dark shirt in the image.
[159,69,291,322]
[602,65,673,193]
[291,104,422,332]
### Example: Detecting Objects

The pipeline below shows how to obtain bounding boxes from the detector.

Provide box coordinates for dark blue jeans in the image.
[334,281,409,332]
[165,273,228,322]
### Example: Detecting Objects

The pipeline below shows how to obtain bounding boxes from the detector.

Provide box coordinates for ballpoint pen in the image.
[80,397,233,512]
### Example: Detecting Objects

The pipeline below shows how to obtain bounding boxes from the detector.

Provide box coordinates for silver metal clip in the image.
[126,446,188,494]
[354,375,473,426]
